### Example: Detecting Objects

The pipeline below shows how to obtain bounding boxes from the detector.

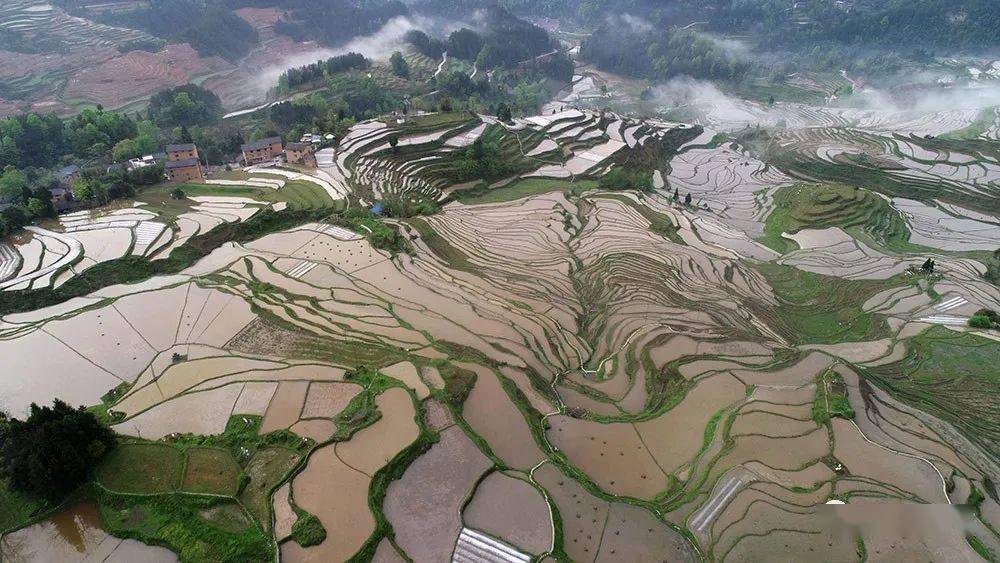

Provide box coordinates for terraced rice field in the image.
[0,167,348,294]
[0,1,321,115]
[1,103,998,561]
[0,206,177,292]
[0,1,154,50]
[0,2,233,115]
[62,43,232,110]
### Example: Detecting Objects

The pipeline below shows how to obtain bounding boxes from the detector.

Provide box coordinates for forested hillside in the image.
[581,23,748,82]
[507,0,1000,53]
[409,2,563,70]
[247,0,409,47]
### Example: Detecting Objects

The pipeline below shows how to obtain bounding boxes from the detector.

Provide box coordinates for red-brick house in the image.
[166,158,204,183]
[242,137,283,165]
[285,142,317,167]
[166,143,199,162]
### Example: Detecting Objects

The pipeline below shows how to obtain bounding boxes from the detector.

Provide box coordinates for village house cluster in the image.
[42,135,324,213]
[154,135,321,184]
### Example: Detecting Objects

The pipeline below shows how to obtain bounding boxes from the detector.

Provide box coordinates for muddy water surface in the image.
[0,503,177,562]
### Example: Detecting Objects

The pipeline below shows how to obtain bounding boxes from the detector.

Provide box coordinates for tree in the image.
[921,258,935,273]
[169,187,186,200]
[986,249,1000,285]
[497,103,513,123]
[390,51,410,78]
[134,133,157,156]
[0,136,21,168]
[684,193,692,205]
[277,52,368,92]
[0,399,117,500]
[405,29,445,59]
[71,178,94,202]
[511,81,547,114]
[30,185,55,218]
[451,135,511,182]
[71,179,108,204]
[172,92,196,120]
[440,98,454,112]
[147,84,223,128]
[388,135,399,152]
[0,166,28,204]
[112,138,141,162]
[65,109,137,158]
[582,25,748,82]
[0,112,66,169]
[1,205,28,234]
[26,197,47,217]
[448,28,484,60]
[673,186,679,202]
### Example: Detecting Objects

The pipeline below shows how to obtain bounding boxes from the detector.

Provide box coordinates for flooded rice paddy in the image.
[1,105,998,561]
[0,503,177,562]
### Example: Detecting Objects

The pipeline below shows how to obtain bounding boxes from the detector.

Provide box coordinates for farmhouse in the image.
[285,142,317,167]
[242,137,283,165]
[127,152,166,172]
[49,186,74,212]
[166,157,204,183]
[57,164,81,188]
[166,143,199,162]
[49,186,72,204]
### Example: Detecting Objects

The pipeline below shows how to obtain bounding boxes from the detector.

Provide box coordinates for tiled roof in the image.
[242,137,282,151]
[166,157,200,169]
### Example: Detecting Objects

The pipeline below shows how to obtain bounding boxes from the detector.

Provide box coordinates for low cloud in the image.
[647,76,761,128]
[647,73,1000,132]
[850,82,1000,114]
[606,13,653,34]
[693,32,751,59]
[250,15,441,99]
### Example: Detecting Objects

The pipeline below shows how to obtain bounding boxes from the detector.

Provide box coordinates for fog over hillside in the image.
[251,14,437,97]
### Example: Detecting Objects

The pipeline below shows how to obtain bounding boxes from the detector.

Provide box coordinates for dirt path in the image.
[433,51,448,79]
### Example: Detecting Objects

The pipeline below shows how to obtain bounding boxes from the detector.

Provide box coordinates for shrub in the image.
[450,136,511,182]
[968,315,994,329]
[291,511,326,547]
[974,308,999,324]
[598,167,653,192]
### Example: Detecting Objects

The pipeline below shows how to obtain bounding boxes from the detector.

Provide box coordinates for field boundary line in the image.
[847,419,951,504]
